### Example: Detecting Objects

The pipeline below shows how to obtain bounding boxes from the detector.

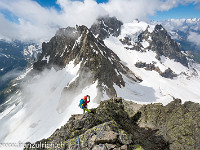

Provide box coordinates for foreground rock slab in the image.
[25,97,200,150]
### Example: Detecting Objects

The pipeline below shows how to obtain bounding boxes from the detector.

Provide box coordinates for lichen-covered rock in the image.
[25,97,200,150]
[122,100,143,118]
[92,144,108,150]
[62,121,124,149]
[137,98,200,150]
[118,129,133,145]
[92,130,118,144]
[25,97,169,150]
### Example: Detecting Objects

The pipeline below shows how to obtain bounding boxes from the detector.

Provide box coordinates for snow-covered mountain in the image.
[23,44,42,62]
[1,16,200,149]
[153,18,200,53]
[0,40,41,105]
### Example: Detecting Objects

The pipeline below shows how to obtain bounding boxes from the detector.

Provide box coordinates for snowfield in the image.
[105,35,200,105]
[119,21,155,43]
[0,61,99,149]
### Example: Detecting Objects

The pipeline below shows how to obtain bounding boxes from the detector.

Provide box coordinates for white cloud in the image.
[0,0,200,42]
[0,14,18,40]
[188,32,200,48]
[159,0,200,11]
[101,0,162,22]
[195,4,200,9]
[0,68,22,83]
[54,0,108,30]
[0,0,62,42]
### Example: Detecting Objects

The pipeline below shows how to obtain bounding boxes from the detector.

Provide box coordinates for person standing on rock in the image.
[79,95,91,114]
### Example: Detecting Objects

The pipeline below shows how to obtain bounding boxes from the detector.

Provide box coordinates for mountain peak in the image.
[90,16,123,40]
[126,24,189,67]
[154,24,165,31]
[150,24,188,66]
[33,24,141,100]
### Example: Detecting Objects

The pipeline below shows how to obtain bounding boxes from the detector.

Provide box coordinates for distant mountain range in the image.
[0,40,41,104]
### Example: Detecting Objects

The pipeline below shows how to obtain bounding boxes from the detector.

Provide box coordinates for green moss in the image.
[133,144,143,150]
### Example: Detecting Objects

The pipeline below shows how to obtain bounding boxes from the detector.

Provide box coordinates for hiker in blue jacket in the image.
[79,95,91,114]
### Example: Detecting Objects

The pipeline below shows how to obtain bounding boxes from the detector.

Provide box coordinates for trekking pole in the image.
[78,135,81,150]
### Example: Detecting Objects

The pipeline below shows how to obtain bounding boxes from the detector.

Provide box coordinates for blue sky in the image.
[1,0,200,24]
[150,3,200,20]
[33,0,61,10]
[34,0,108,9]
[33,0,200,20]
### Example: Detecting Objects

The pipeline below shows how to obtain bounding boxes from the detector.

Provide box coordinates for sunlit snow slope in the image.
[105,21,200,105]
[0,61,99,149]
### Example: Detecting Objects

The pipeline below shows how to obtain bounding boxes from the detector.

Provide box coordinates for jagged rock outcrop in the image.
[137,99,200,150]
[138,25,188,67]
[160,68,177,79]
[90,16,123,40]
[33,25,141,99]
[135,61,162,73]
[135,62,177,79]
[25,97,169,150]
[120,24,188,67]
[25,97,200,150]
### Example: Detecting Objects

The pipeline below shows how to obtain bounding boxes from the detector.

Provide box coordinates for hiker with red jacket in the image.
[79,95,91,114]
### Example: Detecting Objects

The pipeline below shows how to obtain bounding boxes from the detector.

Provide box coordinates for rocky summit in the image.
[149,25,188,67]
[121,24,188,67]
[90,16,123,40]
[33,24,141,100]
[25,97,200,150]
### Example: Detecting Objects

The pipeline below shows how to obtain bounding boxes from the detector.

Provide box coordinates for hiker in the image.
[79,95,91,114]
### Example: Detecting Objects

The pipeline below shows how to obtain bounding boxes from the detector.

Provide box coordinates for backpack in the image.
[79,99,86,109]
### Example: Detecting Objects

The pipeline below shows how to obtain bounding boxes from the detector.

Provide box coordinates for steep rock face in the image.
[90,16,123,40]
[33,26,79,70]
[138,25,188,67]
[25,97,169,150]
[33,25,141,99]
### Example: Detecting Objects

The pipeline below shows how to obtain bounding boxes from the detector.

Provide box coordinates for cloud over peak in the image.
[0,0,200,42]
[188,31,200,48]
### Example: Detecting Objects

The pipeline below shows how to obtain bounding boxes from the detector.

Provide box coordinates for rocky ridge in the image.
[25,97,200,150]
